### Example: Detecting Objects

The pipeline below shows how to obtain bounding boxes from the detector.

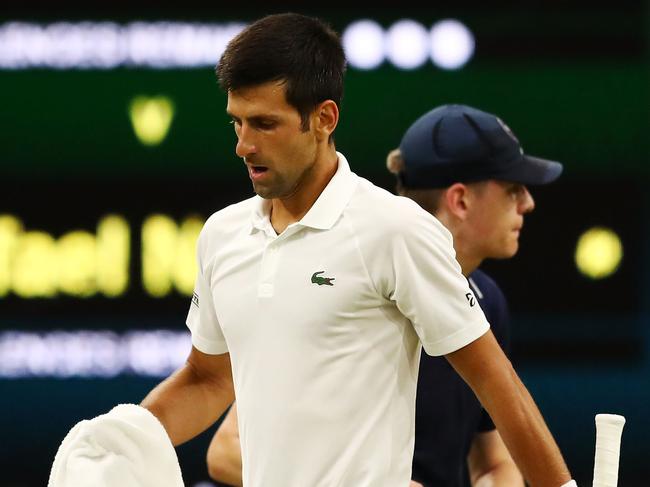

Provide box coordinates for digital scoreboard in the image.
[1,9,647,361]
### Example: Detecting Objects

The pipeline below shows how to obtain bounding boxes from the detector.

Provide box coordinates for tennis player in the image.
[141,13,577,487]
[206,104,563,486]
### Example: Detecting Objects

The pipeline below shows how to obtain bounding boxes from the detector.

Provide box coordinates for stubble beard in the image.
[253,159,316,200]
[252,172,292,199]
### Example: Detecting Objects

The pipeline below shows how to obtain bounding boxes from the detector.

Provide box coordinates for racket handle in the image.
[593,414,625,487]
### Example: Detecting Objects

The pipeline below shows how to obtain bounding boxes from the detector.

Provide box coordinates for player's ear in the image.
[444,183,470,221]
[313,100,339,142]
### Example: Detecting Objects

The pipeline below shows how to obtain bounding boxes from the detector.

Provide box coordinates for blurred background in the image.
[1,1,648,486]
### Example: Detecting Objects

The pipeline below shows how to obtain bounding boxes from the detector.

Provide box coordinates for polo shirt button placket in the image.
[258,241,280,298]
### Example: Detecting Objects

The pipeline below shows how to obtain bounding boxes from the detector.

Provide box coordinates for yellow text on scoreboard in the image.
[0,214,203,298]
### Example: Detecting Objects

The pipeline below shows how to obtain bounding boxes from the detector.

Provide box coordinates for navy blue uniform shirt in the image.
[411,269,510,487]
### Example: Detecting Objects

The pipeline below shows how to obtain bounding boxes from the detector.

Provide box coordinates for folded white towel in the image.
[48,403,184,487]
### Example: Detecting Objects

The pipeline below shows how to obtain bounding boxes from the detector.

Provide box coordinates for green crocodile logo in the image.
[311,271,335,286]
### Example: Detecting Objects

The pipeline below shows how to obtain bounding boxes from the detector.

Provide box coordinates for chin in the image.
[491,243,518,260]
[252,181,279,199]
[505,243,519,258]
[252,186,271,198]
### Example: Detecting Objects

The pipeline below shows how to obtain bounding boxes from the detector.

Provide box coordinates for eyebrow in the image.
[226,111,281,123]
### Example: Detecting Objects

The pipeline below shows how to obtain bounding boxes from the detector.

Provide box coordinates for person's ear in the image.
[313,100,339,142]
[443,183,471,221]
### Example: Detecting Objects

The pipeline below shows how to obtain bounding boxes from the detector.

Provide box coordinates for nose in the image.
[235,124,257,159]
[520,186,535,214]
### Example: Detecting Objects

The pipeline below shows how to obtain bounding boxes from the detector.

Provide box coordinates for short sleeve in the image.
[476,408,496,432]
[380,203,490,356]
[185,230,228,355]
[469,270,511,356]
[487,284,511,356]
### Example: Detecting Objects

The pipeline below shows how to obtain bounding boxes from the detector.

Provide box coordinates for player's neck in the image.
[270,146,338,234]
[454,249,481,277]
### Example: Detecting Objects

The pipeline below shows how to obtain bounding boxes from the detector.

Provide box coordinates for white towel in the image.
[48,403,184,487]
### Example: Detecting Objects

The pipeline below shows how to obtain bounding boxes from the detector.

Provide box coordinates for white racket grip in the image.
[593,414,626,487]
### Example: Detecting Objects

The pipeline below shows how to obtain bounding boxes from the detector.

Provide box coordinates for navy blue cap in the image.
[398,104,563,189]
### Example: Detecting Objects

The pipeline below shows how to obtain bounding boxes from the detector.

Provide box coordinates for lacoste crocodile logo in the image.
[311,271,335,286]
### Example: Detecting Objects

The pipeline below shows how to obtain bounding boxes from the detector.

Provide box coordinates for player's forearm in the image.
[476,365,569,487]
[472,460,525,487]
[142,362,235,446]
[208,404,243,485]
[447,333,570,487]
[468,430,524,487]
[207,436,243,486]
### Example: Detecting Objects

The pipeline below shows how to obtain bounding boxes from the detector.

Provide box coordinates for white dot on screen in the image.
[385,19,429,70]
[342,19,385,70]
[429,19,475,70]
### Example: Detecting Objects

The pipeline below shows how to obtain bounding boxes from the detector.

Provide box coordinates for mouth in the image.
[247,164,269,181]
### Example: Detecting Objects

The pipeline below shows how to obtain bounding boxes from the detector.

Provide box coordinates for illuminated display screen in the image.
[0,179,247,318]
[0,7,648,352]
[1,65,647,178]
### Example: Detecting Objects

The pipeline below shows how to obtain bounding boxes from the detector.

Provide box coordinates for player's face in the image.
[465,180,535,259]
[227,81,319,199]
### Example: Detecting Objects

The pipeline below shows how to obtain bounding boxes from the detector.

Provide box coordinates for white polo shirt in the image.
[186,152,489,487]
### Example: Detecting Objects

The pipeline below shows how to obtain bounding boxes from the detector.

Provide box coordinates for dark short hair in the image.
[216,13,346,131]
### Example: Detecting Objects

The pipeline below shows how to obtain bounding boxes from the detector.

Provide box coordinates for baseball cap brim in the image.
[498,154,563,185]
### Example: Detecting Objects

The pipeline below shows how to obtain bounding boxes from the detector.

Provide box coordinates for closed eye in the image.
[250,118,277,130]
[227,114,278,131]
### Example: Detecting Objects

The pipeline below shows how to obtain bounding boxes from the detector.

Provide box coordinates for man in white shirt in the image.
[141,12,576,487]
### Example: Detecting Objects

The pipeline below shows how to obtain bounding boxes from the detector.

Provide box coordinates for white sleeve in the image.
[380,204,490,356]
[185,230,228,355]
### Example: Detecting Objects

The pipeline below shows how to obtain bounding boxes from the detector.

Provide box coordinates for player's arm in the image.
[207,403,243,486]
[141,346,235,446]
[468,429,524,487]
[445,331,571,487]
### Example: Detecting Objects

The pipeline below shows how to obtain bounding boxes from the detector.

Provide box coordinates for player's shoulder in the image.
[351,177,420,215]
[198,196,257,247]
[205,196,256,227]
[348,177,450,239]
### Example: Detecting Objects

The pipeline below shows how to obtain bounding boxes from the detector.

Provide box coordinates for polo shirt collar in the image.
[249,151,358,234]
[249,198,274,235]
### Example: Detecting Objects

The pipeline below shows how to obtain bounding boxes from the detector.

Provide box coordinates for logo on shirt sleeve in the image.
[191,292,200,308]
[465,292,476,307]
